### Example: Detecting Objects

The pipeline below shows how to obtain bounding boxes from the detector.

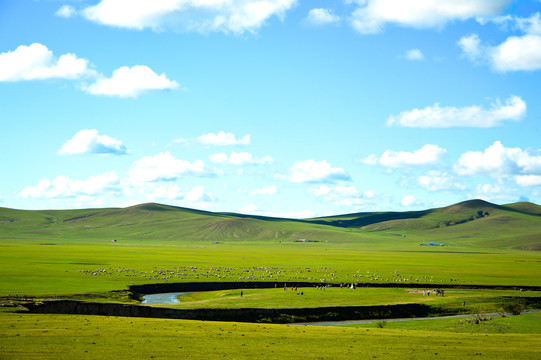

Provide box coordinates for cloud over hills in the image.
[59,129,127,155]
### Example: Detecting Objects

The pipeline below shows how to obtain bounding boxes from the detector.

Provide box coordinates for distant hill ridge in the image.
[1,199,540,250]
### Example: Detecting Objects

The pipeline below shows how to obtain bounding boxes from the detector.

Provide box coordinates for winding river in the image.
[141,292,190,305]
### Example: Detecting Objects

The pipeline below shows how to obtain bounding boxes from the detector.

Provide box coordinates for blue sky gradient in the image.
[1,0,541,217]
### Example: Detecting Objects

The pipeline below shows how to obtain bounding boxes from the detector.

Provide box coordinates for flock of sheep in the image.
[76,266,462,285]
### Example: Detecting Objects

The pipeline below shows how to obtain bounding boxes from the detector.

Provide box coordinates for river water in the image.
[141,292,190,305]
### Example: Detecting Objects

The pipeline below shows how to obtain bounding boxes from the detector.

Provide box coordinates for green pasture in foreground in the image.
[344,311,541,334]
[1,310,540,360]
[1,199,541,297]
[1,238,540,297]
[151,287,541,311]
[1,201,540,359]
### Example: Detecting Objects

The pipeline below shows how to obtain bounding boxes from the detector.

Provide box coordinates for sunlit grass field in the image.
[344,310,541,333]
[1,310,540,360]
[1,201,540,358]
[149,287,541,311]
[1,238,540,297]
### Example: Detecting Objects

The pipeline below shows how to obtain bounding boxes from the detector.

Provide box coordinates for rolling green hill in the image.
[1,199,540,250]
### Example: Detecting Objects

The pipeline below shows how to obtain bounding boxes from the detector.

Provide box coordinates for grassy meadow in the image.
[150,287,541,313]
[1,310,540,360]
[1,200,540,358]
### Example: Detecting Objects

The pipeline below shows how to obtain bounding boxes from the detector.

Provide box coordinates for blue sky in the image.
[1,0,541,217]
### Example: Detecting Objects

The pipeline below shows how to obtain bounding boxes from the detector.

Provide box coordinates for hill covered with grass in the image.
[1,199,540,250]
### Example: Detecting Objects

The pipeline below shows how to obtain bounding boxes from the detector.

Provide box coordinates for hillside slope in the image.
[1,200,540,250]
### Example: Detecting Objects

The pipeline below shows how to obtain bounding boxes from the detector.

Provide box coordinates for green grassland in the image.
[1,199,540,358]
[150,287,541,312]
[344,310,541,334]
[1,310,540,360]
[1,199,540,296]
[1,238,540,296]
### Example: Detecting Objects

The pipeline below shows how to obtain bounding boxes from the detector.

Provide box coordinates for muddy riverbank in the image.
[23,300,436,323]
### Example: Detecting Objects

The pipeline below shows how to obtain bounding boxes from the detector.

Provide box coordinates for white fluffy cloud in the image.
[182,185,214,204]
[283,160,350,183]
[81,0,297,34]
[210,152,273,165]
[128,152,214,184]
[349,0,509,34]
[198,131,250,146]
[455,141,541,177]
[363,144,446,168]
[84,65,179,98]
[401,195,417,207]
[404,49,424,61]
[144,184,214,207]
[146,184,185,201]
[491,34,541,72]
[19,172,119,199]
[460,13,541,72]
[515,175,541,187]
[55,5,77,18]
[387,95,526,128]
[417,172,466,191]
[310,184,359,198]
[305,8,340,26]
[250,185,277,195]
[59,129,127,155]
[0,43,95,82]
[310,184,376,208]
[0,43,179,98]
[467,182,521,204]
[460,33,541,72]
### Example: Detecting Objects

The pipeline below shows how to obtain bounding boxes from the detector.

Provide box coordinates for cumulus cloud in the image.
[349,0,509,34]
[401,195,417,207]
[209,152,273,165]
[467,182,521,204]
[198,131,250,146]
[362,144,446,168]
[515,175,541,187]
[490,34,541,71]
[404,48,424,60]
[250,185,277,195]
[18,172,119,199]
[455,141,541,177]
[0,43,95,82]
[458,33,484,62]
[84,65,179,98]
[460,33,541,72]
[144,184,214,207]
[282,159,350,183]
[417,171,466,191]
[460,13,541,72]
[305,8,340,26]
[59,129,127,155]
[387,95,526,128]
[55,5,77,18]
[81,0,297,34]
[0,43,179,98]
[182,185,214,204]
[146,184,184,201]
[310,184,359,198]
[309,184,376,208]
[128,152,214,185]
